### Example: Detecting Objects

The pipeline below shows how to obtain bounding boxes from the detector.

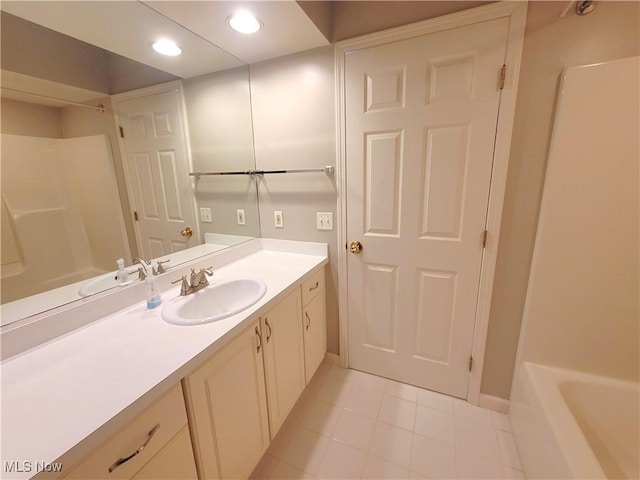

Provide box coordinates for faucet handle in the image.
[155,259,170,274]
[137,267,147,281]
[171,276,190,296]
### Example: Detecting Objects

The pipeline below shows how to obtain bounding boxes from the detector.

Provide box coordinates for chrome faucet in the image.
[133,258,150,280]
[134,258,170,279]
[172,267,214,296]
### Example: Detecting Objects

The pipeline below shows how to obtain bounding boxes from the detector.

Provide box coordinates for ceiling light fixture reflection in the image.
[152,39,182,56]
[228,12,262,34]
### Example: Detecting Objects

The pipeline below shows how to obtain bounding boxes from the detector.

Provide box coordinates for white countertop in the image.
[0,245,327,478]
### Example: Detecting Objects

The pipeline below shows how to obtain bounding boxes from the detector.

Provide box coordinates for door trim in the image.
[110,80,201,254]
[334,1,527,405]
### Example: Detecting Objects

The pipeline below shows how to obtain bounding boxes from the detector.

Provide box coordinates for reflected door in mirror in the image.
[115,86,197,259]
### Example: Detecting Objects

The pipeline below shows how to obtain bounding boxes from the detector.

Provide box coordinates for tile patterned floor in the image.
[251,363,525,479]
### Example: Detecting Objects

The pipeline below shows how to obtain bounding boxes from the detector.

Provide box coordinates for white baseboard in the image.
[478,393,509,413]
[324,352,340,366]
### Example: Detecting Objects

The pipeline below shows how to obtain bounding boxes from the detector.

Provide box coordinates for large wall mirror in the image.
[0,2,263,326]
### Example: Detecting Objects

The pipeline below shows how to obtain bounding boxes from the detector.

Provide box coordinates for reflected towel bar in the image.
[189,166,334,178]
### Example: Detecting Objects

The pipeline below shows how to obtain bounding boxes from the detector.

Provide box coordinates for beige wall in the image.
[183,67,260,239]
[249,46,340,354]
[1,98,62,138]
[481,1,640,399]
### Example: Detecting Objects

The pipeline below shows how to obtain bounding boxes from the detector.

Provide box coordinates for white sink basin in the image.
[78,268,137,297]
[161,278,267,326]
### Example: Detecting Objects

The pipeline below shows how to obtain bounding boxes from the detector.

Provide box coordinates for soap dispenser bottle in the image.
[115,258,131,285]
[146,261,162,309]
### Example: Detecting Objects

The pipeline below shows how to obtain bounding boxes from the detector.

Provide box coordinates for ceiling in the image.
[0,1,330,79]
[0,1,495,105]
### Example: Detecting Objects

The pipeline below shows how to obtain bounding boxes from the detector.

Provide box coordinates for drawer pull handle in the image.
[309,281,319,292]
[256,326,263,353]
[305,311,311,330]
[108,424,160,473]
[265,319,272,342]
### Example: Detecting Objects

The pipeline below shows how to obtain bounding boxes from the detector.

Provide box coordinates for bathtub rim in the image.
[511,362,639,479]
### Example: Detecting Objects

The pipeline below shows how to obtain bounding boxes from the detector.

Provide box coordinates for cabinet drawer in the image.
[301,267,324,306]
[64,383,188,479]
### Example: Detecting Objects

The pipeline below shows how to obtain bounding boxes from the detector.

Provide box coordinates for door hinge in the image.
[468,356,474,371]
[482,230,488,249]
[119,126,125,138]
[499,65,507,90]
[133,211,138,221]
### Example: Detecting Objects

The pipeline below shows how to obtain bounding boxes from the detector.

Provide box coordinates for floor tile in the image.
[300,399,342,437]
[496,429,522,470]
[408,472,429,479]
[417,389,453,414]
[354,370,388,393]
[455,451,505,479]
[492,411,512,432]
[325,366,358,386]
[250,453,278,479]
[503,465,526,479]
[315,376,353,408]
[452,398,493,425]
[384,379,419,402]
[454,416,501,462]
[378,394,417,431]
[267,415,299,458]
[362,454,409,479]
[269,460,314,479]
[410,433,455,479]
[345,385,383,418]
[316,439,366,479]
[369,421,413,468]
[315,362,332,378]
[281,427,330,475]
[413,404,454,446]
[332,409,376,452]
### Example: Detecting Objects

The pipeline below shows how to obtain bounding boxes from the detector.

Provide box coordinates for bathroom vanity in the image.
[0,239,328,479]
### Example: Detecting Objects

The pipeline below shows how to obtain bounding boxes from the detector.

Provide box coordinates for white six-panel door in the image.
[345,17,509,398]
[115,88,196,259]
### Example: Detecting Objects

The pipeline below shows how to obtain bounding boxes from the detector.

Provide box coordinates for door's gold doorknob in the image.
[180,227,193,238]
[350,241,363,254]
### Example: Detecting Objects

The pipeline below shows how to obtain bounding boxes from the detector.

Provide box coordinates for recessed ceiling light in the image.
[228,12,262,34]
[152,39,182,56]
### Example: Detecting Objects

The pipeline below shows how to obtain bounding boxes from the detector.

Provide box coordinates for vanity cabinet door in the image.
[132,427,197,480]
[303,280,327,384]
[262,289,305,437]
[62,383,190,480]
[183,319,270,480]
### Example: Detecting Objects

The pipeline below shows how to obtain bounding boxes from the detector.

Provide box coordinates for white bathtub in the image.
[509,363,639,479]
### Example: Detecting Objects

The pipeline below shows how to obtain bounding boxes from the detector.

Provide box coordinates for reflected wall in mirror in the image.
[0,5,260,325]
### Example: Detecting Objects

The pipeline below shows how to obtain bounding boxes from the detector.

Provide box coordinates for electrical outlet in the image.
[274,211,284,228]
[236,209,246,225]
[199,207,212,223]
[316,212,333,230]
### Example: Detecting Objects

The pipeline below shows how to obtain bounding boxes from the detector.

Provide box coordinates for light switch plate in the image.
[199,207,212,223]
[316,212,333,230]
[274,211,283,228]
[236,209,245,225]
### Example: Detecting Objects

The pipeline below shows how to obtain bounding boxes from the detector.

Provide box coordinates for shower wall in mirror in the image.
[0,8,259,324]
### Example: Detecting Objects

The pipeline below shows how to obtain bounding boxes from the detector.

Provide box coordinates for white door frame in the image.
[335,1,527,405]
[111,80,201,256]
